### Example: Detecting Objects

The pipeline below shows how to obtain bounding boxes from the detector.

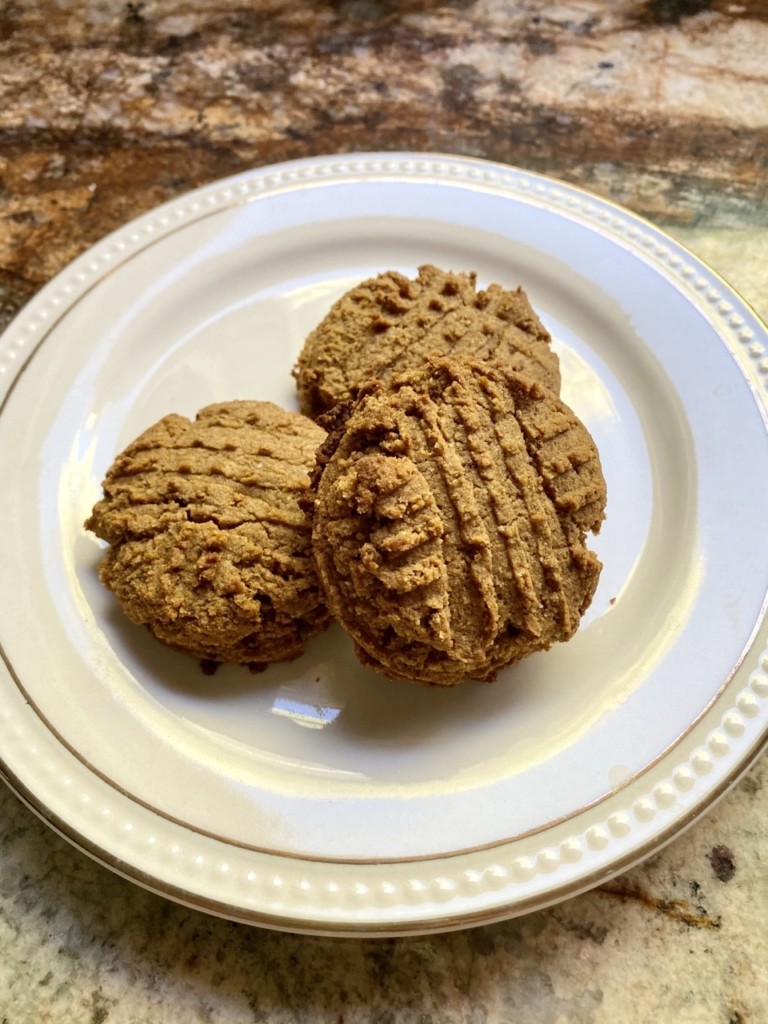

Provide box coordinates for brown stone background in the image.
[1,0,767,331]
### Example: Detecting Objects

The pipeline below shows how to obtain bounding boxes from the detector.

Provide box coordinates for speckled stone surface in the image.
[1,1,767,1021]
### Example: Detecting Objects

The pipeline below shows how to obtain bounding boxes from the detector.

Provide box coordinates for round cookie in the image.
[293,264,561,419]
[85,401,329,669]
[309,359,606,685]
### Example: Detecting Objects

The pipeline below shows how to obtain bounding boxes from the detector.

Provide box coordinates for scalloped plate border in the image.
[0,152,767,936]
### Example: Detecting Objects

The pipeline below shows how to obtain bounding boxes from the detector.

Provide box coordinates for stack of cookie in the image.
[86,265,606,685]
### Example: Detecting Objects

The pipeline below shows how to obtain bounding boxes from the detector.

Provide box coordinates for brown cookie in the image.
[293,264,560,419]
[85,400,329,669]
[309,358,606,685]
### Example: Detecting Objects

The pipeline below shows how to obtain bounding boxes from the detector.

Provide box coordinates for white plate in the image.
[1,153,767,936]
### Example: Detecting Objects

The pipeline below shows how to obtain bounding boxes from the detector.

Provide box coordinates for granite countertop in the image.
[1,2,767,1021]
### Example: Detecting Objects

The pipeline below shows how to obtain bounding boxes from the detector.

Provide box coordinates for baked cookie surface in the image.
[85,400,329,669]
[293,264,560,419]
[309,359,606,685]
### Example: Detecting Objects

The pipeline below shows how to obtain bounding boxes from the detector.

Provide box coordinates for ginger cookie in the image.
[293,264,560,419]
[85,401,329,670]
[309,358,606,685]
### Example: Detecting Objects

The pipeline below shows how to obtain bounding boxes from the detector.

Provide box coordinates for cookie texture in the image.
[309,359,606,685]
[293,264,560,419]
[85,401,329,669]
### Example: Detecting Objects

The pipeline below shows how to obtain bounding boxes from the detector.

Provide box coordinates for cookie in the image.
[293,264,560,419]
[309,358,606,685]
[85,400,329,669]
